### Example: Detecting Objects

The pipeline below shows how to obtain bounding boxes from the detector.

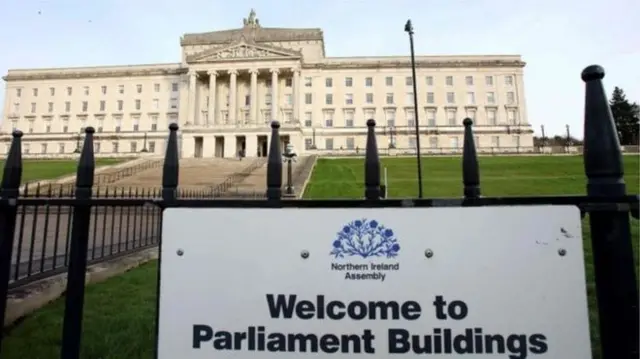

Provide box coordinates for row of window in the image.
[305,134,522,150]
[11,98,179,115]
[15,83,180,98]
[20,141,158,155]
[12,114,178,134]
[308,74,516,88]
[301,91,515,106]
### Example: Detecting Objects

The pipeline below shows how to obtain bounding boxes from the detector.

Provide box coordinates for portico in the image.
[182,130,300,158]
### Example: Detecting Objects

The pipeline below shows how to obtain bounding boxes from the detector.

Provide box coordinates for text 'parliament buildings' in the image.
[1,10,533,158]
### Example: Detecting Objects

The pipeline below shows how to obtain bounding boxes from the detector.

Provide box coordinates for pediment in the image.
[187,41,301,63]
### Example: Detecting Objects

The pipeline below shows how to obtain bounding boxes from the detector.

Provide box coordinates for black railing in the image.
[0,65,638,359]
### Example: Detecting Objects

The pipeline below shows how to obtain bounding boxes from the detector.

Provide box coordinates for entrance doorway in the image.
[280,135,290,153]
[257,135,268,157]
[194,136,203,158]
[236,136,246,157]
[214,136,225,158]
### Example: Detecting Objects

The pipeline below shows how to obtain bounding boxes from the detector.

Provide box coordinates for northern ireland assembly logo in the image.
[330,219,400,282]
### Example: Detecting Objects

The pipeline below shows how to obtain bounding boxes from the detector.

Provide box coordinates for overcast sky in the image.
[1,0,638,138]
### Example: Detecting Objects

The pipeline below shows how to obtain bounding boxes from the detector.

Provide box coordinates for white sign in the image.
[157,206,591,358]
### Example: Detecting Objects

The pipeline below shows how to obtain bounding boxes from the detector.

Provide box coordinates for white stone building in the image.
[1,10,533,158]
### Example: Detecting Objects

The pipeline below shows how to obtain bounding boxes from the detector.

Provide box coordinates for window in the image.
[118,85,124,94]
[466,108,477,122]
[409,136,417,149]
[304,112,312,127]
[324,112,334,127]
[135,99,141,110]
[149,141,156,153]
[59,143,65,154]
[81,101,88,112]
[170,98,178,109]
[386,93,394,105]
[345,93,353,105]
[154,83,160,92]
[48,102,54,113]
[465,76,474,86]
[426,76,433,86]
[171,82,179,92]
[427,110,436,126]
[446,76,453,86]
[406,92,414,105]
[285,78,292,87]
[385,110,395,127]
[101,86,107,94]
[492,136,500,147]
[366,93,374,104]
[152,99,159,110]
[151,115,158,131]
[169,114,178,124]
[79,116,87,131]
[365,77,373,87]
[429,137,438,149]
[285,94,293,106]
[506,92,515,105]
[466,92,475,104]
[446,92,455,104]
[346,137,355,150]
[23,144,30,154]
[426,92,434,104]
[265,94,272,105]
[33,88,38,97]
[485,76,493,86]
[304,77,312,87]
[116,100,123,111]
[405,76,413,86]
[487,109,497,125]
[114,117,122,132]
[325,78,333,87]
[13,103,19,113]
[345,111,354,127]
[486,92,496,104]
[62,117,69,132]
[262,111,271,123]
[97,117,104,132]
[304,138,313,150]
[505,75,514,86]
[345,77,353,87]
[112,142,119,153]
[83,86,89,95]
[325,94,333,105]
[95,142,101,153]
[447,110,456,126]
[66,87,72,96]
[508,109,517,124]
[136,84,142,93]
[325,138,334,150]
[99,100,106,112]
[385,77,393,86]
[30,102,36,113]
[130,142,137,153]
[305,93,312,105]
[16,88,21,97]
[406,110,415,128]
[49,87,55,96]
[450,137,459,148]
[132,116,140,131]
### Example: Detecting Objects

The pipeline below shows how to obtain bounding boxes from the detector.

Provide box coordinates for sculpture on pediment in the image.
[242,9,260,28]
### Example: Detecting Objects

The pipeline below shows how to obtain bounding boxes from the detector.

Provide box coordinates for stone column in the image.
[292,68,300,123]
[228,69,238,125]
[188,71,197,125]
[250,69,258,125]
[207,70,217,126]
[270,68,279,122]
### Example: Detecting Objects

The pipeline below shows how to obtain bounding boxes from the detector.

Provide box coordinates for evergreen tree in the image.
[609,87,640,145]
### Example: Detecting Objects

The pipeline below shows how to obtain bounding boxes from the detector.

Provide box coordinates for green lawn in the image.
[1,155,638,359]
[0,158,126,184]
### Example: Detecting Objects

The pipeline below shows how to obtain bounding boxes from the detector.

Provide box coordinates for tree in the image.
[609,87,640,145]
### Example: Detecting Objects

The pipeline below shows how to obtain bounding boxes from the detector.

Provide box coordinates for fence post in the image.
[0,130,23,350]
[582,64,639,358]
[266,121,282,201]
[162,123,180,202]
[364,119,381,200]
[60,127,96,359]
[462,118,481,199]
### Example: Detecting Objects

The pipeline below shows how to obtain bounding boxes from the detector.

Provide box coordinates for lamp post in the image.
[389,126,396,149]
[311,127,317,149]
[404,19,424,198]
[73,130,82,153]
[540,124,546,152]
[283,143,297,197]
[141,132,148,152]
[565,124,572,153]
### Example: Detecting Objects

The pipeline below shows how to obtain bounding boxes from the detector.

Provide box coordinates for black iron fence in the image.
[0,65,638,359]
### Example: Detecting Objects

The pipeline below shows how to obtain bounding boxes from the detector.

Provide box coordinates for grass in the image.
[0,158,126,184]
[1,155,638,359]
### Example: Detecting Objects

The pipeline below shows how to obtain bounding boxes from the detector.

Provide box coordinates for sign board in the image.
[157,206,591,358]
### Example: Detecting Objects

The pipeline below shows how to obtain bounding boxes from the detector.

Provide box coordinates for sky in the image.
[0,0,638,138]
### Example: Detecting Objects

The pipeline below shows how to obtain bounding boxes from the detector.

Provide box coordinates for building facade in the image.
[1,10,533,158]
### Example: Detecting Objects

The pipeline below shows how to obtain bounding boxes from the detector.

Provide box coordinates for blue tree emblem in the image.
[330,219,400,258]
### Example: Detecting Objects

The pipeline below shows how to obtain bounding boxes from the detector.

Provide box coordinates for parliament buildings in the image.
[1,10,533,158]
